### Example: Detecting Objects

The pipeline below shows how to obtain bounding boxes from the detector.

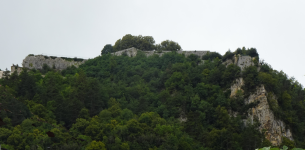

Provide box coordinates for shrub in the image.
[222,50,234,61]
[202,52,222,60]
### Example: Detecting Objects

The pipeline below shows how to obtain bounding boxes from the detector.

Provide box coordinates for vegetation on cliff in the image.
[1,41,305,149]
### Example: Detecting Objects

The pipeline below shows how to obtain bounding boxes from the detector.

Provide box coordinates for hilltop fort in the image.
[1,47,255,78]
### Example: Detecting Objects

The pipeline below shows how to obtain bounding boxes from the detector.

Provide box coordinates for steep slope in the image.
[230,61,294,146]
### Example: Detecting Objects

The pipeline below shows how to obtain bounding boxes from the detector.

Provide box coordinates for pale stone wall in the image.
[235,55,254,70]
[177,51,209,58]
[0,70,11,79]
[110,47,209,58]
[22,55,87,70]
[111,47,174,57]
[144,51,172,57]
[230,78,293,146]
[222,54,255,70]
[112,47,139,57]
[0,71,3,79]
[11,65,23,74]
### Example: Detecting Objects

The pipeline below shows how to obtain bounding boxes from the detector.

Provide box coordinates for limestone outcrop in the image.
[230,77,244,97]
[222,59,234,67]
[22,55,87,70]
[230,78,293,146]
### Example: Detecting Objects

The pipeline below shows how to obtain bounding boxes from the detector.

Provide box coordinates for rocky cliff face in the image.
[22,55,87,70]
[230,77,244,97]
[231,78,293,146]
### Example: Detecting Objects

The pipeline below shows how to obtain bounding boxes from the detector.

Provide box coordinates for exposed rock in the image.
[230,78,293,146]
[179,111,187,123]
[22,55,87,70]
[230,78,244,97]
[222,59,234,67]
[245,85,293,145]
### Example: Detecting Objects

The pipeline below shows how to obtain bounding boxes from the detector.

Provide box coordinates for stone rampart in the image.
[222,54,255,70]
[22,55,87,70]
[0,71,4,79]
[113,47,139,57]
[235,55,254,70]
[177,51,209,58]
[0,70,12,79]
[11,65,23,74]
[111,47,209,58]
[111,48,260,70]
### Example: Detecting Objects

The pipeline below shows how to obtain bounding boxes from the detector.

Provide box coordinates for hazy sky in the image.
[1,1,305,86]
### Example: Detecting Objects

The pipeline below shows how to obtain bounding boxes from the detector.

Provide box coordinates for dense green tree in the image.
[242,66,259,94]
[86,140,106,150]
[155,40,181,51]
[222,64,241,88]
[258,72,277,91]
[113,34,156,51]
[202,52,222,60]
[0,85,31,125]
[222,50,234,61]
[101,44,113,55]
[17,68,37,100]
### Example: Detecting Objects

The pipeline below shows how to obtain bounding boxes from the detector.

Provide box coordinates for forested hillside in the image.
[1,38,305,149]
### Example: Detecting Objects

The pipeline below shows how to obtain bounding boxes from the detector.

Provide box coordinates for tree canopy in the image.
[113,34,156,51]
[101,44,113,55]
[155,40,182,51]
[111,34,182,52]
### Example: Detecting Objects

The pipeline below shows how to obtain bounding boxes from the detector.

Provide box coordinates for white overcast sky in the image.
[1,1,305,86]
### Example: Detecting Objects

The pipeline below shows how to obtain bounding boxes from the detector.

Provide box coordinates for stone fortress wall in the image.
[0,65,24,78]
[11,65,23,74]
[2,48,254,77]
[1,49,254,79]
[0,55,88,78]
[111,47,209,58]
[22,55,87,71]
[0,71,4,79]
[222,54,254,70]
[111,47,254,71]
